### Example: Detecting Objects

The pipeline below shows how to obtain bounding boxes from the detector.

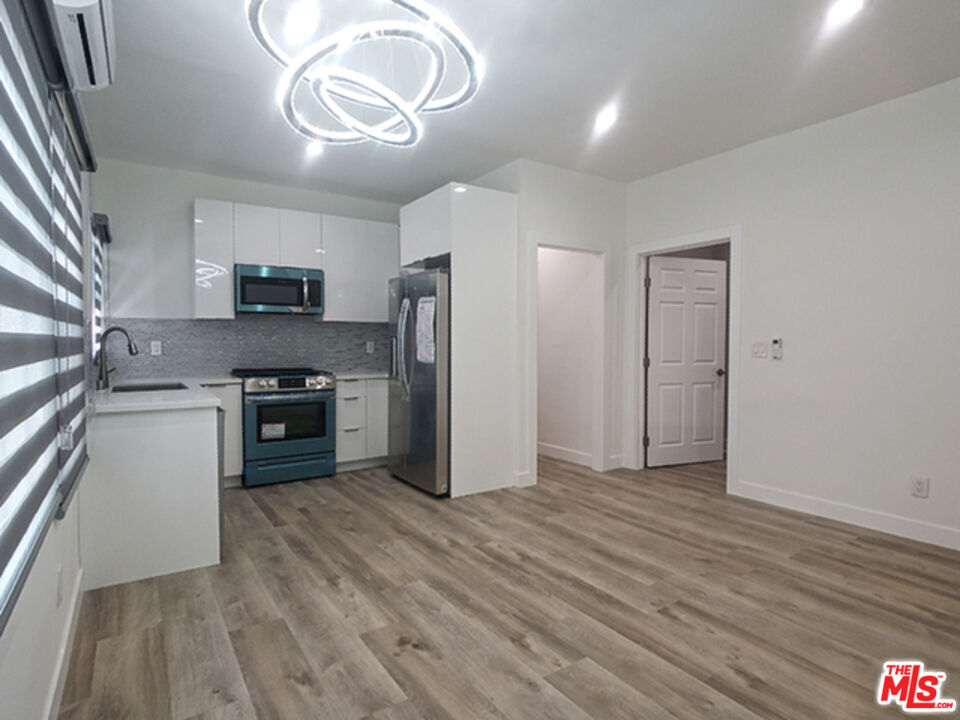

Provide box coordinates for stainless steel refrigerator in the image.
[388,270,450,495]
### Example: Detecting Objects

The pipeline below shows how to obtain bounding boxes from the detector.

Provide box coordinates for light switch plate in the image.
[365,341,375,355]
[151,341,162,356]
[751,341,769,359]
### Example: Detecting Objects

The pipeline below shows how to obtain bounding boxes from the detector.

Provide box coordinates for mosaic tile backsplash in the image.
[101,316,392,379]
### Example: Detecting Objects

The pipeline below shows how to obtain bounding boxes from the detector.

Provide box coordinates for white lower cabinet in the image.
[336,378,389,466]
[366,379,389,458]
[201,382,244,480]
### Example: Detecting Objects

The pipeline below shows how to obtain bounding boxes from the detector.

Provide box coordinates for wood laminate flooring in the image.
[58,458,960,719]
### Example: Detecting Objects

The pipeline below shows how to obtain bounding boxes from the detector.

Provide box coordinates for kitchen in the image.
[2,1,960,719]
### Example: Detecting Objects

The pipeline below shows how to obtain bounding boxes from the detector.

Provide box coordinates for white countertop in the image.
[336,371,390,381]
[195,376,243,386]
[92,378,221,415]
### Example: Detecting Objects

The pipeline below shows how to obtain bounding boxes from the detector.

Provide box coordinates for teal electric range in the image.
[233,367,336,486]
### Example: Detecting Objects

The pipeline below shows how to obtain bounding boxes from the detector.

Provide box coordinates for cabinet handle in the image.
[343,428,361,433]
[341,396,361,401]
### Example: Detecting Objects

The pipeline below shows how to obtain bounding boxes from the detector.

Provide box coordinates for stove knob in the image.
[306,378,315,387]
[268,379,277,387]
[258,380,267,388]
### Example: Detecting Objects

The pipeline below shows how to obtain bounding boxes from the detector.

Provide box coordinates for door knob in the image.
[716,368,726,377]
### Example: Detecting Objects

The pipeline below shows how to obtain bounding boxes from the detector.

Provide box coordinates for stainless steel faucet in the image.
[96,326,140,390]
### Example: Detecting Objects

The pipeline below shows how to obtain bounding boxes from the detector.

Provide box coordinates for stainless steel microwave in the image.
[235,264,324,314]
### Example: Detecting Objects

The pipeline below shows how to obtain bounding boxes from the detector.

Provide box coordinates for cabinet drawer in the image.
[336,395,365,430]
[337,379,367,398]
[337,427,367,462]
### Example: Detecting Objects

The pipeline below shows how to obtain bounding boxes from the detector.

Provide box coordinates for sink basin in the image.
[112,382,188,393]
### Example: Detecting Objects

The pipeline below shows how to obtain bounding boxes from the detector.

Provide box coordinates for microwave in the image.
[235,264,324,314]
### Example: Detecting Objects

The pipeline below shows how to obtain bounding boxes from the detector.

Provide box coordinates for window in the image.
[0,0,89,635]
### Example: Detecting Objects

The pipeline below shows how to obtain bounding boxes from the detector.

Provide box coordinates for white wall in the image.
[91,159,401,319]
[626,78,960,549]
[0,501,83,720]
[537,247,604,466]
[472,160,627,483]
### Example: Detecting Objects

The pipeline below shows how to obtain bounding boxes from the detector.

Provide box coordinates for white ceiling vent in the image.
[52,0,115,91]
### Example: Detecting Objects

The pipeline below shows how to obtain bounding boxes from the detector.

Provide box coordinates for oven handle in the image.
[245,392,332,404]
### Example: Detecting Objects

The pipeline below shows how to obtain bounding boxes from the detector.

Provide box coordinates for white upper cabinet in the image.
[279,209,323,269]
[234,203,280,266]
[323,216,399,322]
[399,185,453,266]
[193,199,235,319]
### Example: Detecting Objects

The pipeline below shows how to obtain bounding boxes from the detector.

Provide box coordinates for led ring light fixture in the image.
[246,0,481,148]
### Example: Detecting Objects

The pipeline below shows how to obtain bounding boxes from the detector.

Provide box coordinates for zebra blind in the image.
[90,224,104,358]
[0,0,89,634]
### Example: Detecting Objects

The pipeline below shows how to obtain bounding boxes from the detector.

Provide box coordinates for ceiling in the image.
[80,0,960,204]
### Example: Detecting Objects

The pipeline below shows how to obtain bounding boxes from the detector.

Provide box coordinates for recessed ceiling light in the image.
[824,0,865,32]
[284,1,320,46]
[306,140,325,157]
[593,103,618,137]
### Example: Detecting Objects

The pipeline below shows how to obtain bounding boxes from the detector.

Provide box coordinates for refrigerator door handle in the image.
[390,337,398,378]
[398,297,411,395]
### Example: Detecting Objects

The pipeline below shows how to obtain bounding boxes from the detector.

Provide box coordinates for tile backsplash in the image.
[100,316,392,379]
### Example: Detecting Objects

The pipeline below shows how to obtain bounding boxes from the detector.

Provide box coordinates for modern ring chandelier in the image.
[246,0,482,148]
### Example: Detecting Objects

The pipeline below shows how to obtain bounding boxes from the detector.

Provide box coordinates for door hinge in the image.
[643,356,650,369]
[644,276,651,289]
[642,435,650,448]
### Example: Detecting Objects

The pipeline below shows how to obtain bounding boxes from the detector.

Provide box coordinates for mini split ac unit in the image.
[52,0,115,91]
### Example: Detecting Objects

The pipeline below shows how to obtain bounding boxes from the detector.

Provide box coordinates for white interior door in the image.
[647,256,727,467]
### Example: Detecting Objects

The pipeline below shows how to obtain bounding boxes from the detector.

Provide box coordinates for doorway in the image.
[645,244,730,468]
[536,246,604,470]
[623,225,741,488]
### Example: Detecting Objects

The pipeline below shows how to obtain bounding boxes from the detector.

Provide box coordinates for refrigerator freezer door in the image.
[387,277,407,479]
[403,271,450,495]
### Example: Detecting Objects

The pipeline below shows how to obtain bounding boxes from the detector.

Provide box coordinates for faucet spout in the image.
[97,326,140,391]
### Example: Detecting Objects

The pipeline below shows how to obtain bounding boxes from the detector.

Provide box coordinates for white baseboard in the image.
[46,568,83,720]
[515,471,535,488]
[223,474,243,489]
[538,442,592,467]
[731,481,960,551]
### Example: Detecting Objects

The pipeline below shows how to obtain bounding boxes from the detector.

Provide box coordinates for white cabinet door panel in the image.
[194,199,235,319]
[323,215,399,322]
[365,379,389,458]
[400,185,452,266]
[279,209,323,269]
[203,383,244,477]
[235,203,280,265]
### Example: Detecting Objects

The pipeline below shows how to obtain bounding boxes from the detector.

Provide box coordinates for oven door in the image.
[235,264,324,314]
[243,391,335,461]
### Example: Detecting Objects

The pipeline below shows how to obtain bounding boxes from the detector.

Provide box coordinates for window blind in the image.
[0,0,88,635]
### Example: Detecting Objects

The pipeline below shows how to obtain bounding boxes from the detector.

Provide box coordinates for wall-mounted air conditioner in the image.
[51,0,115,91]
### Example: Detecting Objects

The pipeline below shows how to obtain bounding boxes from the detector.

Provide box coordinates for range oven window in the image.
[241,276,304,307]
[257,401,327,442]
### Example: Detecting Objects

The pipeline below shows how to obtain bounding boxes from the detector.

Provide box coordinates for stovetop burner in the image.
[231,367,328,378]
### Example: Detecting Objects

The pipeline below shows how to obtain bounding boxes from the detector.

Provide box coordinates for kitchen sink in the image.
[111,382,188,393]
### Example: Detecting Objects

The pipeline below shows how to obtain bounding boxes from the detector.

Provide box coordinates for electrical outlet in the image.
[365,340,375,355]
[151,341,162,356]
[910,476,930,499]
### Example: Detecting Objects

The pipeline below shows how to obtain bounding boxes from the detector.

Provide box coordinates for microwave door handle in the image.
[302,276,309,312]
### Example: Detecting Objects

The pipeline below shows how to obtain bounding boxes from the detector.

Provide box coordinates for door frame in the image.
[623,226,741,492]
[535,244,607,471]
